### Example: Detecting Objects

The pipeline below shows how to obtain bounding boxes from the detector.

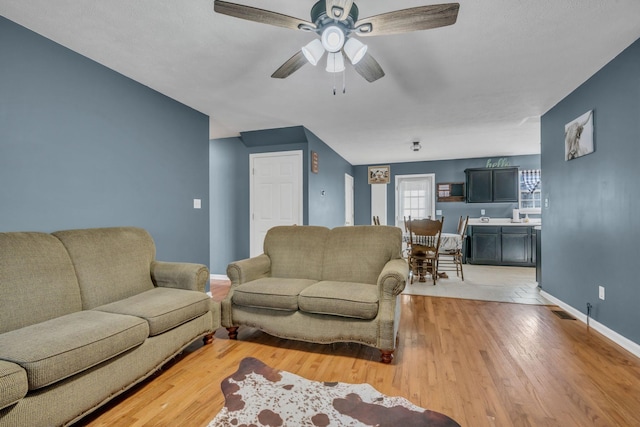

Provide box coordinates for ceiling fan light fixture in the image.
[321,25,345,52]
[301,39,325,66]
[411,141,422,152]
[344,38,367,65]
[326,52,345,73]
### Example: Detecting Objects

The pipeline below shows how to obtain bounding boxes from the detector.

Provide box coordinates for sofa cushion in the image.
[0,311,148,390]
[0,232,82,333]
[53,227,156,309]
[298,281,379,320]
[264,226,330,280]
[232,278,317,311]
[94,287,212,336]
[321,226,403,285]
[0,360,28,411]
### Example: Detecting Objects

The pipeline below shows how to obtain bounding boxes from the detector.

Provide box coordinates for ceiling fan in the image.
[213,0,460,84]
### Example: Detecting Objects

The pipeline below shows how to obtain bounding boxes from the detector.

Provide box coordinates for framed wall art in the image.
[368,165,390,184]
[565,110,594,161]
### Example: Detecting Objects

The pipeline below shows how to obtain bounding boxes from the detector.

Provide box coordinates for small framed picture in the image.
[565,110,594,161]
[368,165,390,184]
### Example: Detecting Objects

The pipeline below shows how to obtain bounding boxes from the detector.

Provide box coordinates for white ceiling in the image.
[2,0,639,165]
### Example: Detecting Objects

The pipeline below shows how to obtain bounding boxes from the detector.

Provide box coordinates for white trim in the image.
[345,173,354,226]
[210,274,229,281]
[371,184,387,224]
[540,290,640,358]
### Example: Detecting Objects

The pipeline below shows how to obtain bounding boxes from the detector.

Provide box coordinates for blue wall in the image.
[354,155,541,233]
[305,128,354,227]
[541,38,640,344]
[0,16,210,265]
[209,137,249,274]
[208,126,353,273]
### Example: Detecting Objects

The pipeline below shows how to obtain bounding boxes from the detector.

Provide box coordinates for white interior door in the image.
[250,151,303,257]
[345,173,354,226]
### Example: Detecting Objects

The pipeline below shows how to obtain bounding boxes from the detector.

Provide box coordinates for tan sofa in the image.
[0,227,220,427]
[222,225,408,363]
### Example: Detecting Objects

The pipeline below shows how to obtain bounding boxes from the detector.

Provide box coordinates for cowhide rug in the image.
[209,357,460,427]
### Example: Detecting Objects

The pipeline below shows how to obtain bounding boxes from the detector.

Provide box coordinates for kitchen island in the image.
[466,218,541,267]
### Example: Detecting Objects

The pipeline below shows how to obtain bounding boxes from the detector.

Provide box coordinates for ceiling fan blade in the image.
[271,51,308,79]
[214,1,316,31]
[325,0,354,21]
[353,53,385,83]
[354,3,459,36]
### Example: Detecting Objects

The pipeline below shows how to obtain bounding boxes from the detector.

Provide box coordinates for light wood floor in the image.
[79,282,640,426]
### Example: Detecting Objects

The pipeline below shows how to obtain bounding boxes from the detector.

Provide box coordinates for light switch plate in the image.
[193,199,201,209]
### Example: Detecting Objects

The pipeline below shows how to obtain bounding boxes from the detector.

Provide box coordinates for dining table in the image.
[403,232,463,281]
[403,232,462,251]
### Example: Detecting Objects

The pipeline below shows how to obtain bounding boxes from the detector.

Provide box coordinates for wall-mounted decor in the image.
[311,151,319,174]
[437,182,465,202]
[368,165,390,184]
[565,110,594,161]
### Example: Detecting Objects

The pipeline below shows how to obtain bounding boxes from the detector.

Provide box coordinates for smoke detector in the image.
[411,141,422,152]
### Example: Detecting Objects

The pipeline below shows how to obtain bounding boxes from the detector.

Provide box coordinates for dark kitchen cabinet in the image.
[465,167,519,203]
[501,227,531,264]
[468,225,535,266]
[469,226,501,263]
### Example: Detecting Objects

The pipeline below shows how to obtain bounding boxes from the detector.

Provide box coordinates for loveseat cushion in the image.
[52,227,156,309]
[298,281,379,320]
[94,287,212,336]
[264,226,330,280]
[0,232,82,333]
[0,360,28,411]
[232,278,317,311]
[0,311,148,390]
[321,226,403,285]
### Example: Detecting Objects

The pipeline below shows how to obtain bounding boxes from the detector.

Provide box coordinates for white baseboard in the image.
[540,290,640,359]
[210,274,229,281]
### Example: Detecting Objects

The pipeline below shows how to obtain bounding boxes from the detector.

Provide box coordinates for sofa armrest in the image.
[377,258,409,297]
[226,254,271,286]
[150,261,209,293]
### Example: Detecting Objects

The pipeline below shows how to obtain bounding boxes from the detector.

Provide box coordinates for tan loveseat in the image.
[0,227,220,427]
[221,225,408,363]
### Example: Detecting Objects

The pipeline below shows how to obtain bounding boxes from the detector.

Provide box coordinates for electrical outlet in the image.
[436,210,442,216]
[193,199,201,209]
[599,286,605,300]
[481,209,485,215]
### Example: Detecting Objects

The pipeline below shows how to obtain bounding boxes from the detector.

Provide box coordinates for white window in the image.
[395,174,435,227]
[519,169,541,214]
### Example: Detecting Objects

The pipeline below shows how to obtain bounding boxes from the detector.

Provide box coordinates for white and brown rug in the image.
[209,357,460,427]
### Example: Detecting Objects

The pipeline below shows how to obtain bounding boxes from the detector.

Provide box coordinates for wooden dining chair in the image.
[438,215,469,280]
[408,216,444,285]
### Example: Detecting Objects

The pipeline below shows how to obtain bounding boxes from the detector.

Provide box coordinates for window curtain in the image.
[522,169,541,193]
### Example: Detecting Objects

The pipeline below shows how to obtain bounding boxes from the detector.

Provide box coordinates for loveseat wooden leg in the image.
[203,333,214,345]
[227,327,239,340]
[380,350,394,364]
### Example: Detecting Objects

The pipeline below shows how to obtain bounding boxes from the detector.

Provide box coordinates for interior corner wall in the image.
[304,129,354,228]
[0,16,210,266]
[540,38,640,345]
[209,137,249,275]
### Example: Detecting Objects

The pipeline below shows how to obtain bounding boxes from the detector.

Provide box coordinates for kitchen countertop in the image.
[468,217,541,226]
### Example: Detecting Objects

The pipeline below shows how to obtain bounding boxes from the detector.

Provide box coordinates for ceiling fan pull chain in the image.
[333,71,337,95]
[343,69,346,94]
